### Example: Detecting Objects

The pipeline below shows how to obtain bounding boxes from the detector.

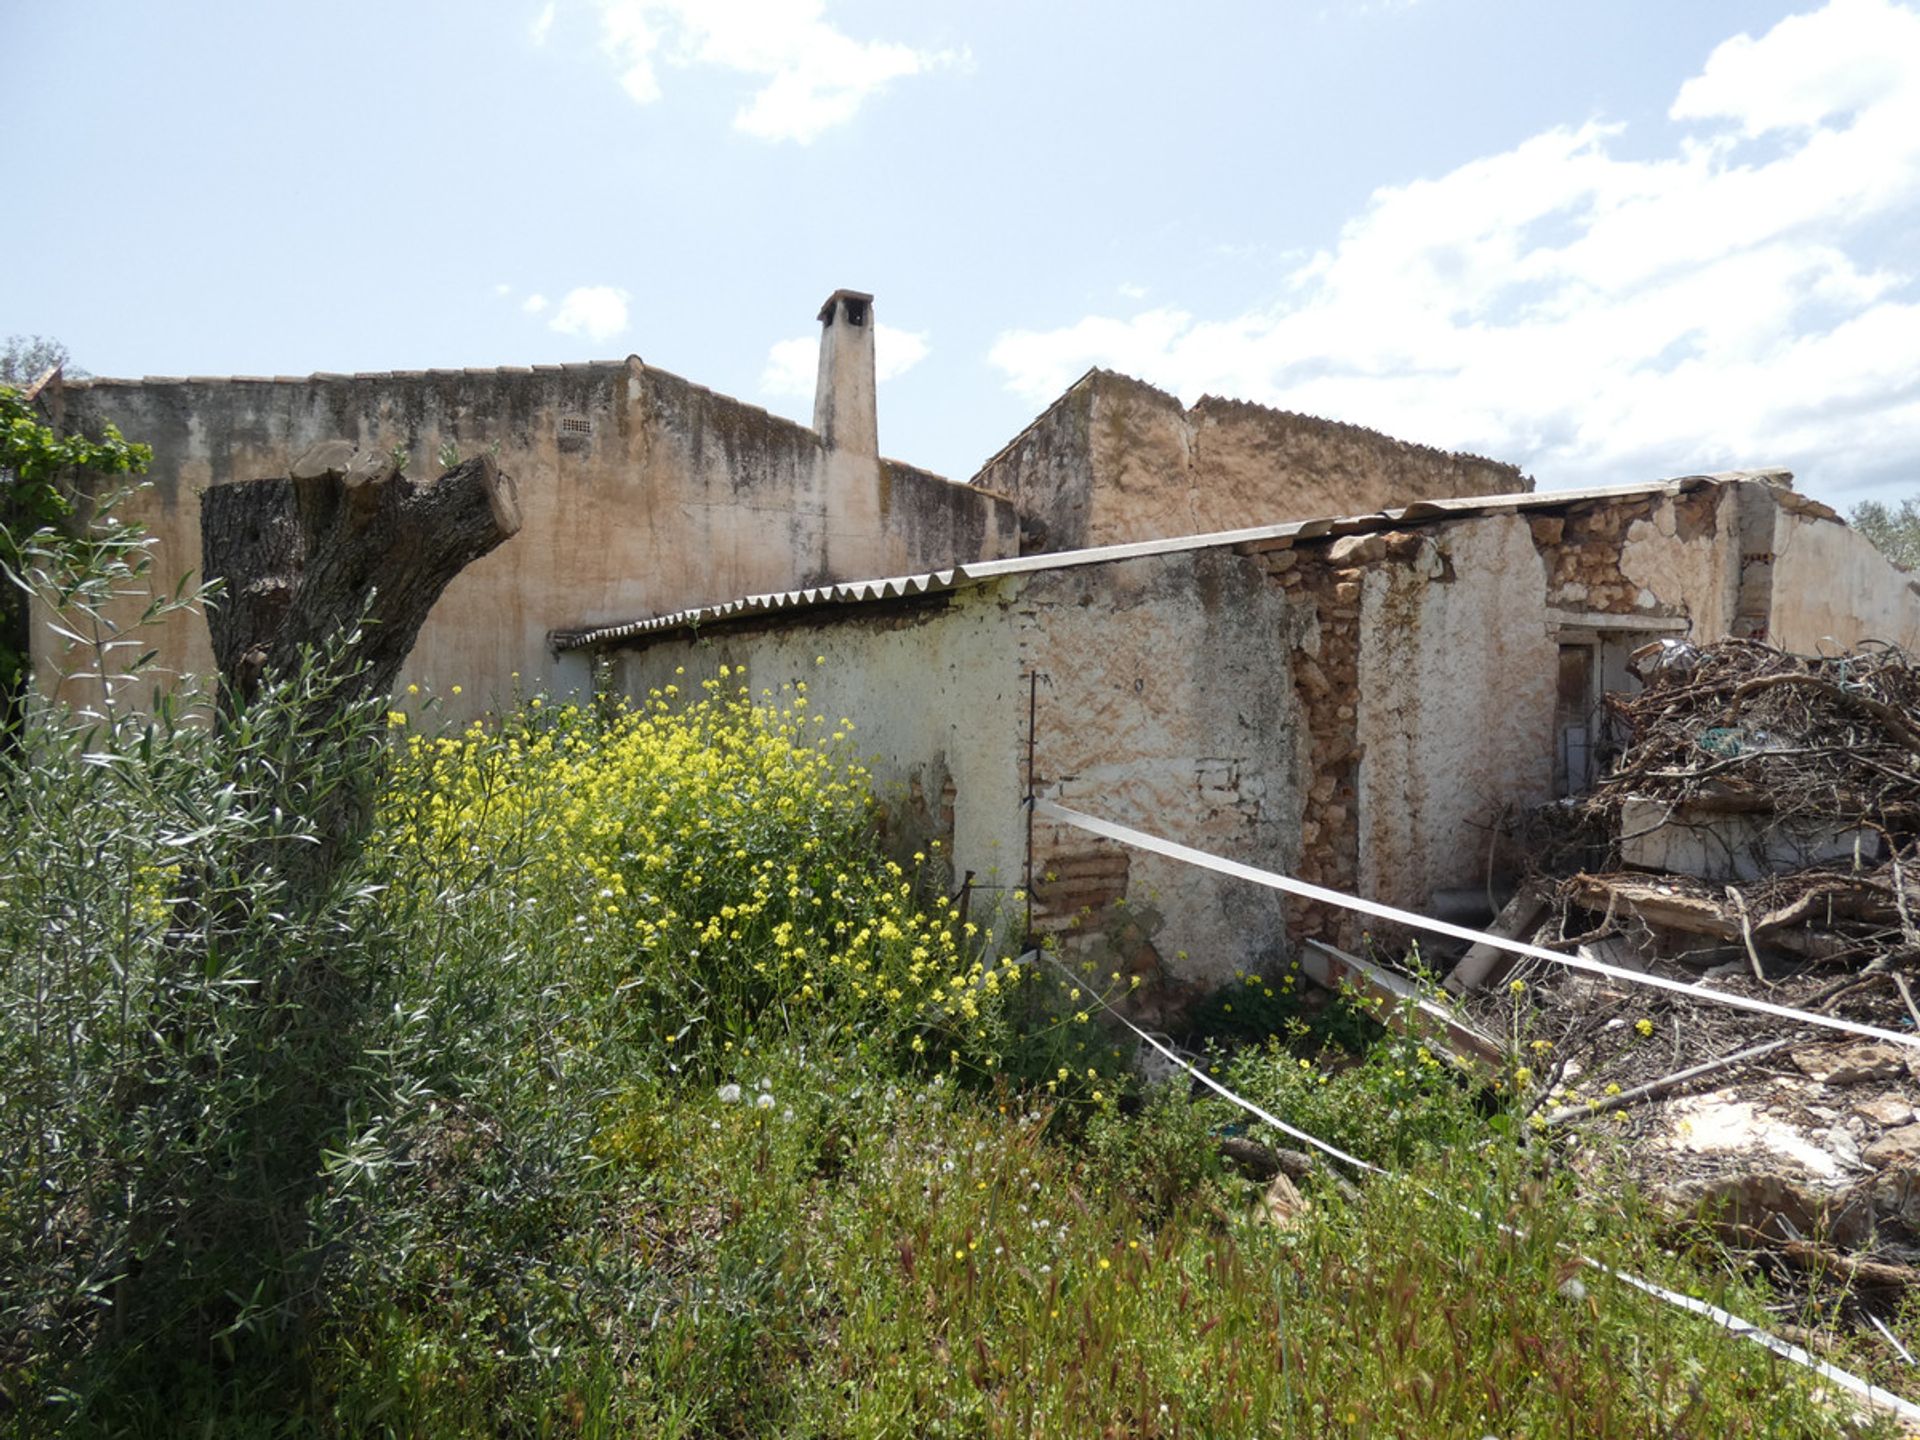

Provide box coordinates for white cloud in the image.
[493,282,512,297]
[1671,0,1917,135]
[1117,281,1149,300]
[548,286,631,343]
[530,1,556,46]
[761,322,931,396]
[875,323,930,382]
[989,0,1920,500]
[595,0,963,142]
[762,336,815,396]
[522,293,549,315]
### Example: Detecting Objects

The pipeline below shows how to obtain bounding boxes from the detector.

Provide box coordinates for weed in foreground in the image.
[0,665,1893,1436]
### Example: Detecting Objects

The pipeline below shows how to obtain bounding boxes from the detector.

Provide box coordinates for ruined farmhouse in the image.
[42,292,1920,1006]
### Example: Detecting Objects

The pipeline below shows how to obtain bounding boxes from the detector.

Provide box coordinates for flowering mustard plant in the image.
[379,675,1021,1070]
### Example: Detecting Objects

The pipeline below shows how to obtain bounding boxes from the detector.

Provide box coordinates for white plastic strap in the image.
[1034,800,1920,1051]
[1598,1263,1920,1424]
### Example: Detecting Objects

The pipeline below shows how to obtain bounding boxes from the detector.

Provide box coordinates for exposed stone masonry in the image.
[1527,498,1664,614]
[1241,533,1423,951]
[974,369,1530,555]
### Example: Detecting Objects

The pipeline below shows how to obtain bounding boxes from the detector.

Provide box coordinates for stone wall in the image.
[593,550,1310,1011]
[581,477,1920,1016]
[1524,478,1920,652]
[1300,483,1920,930]
[968,379,1096,553]
[1017,548,1308,1011]
[972,368,1531,552]
[1307,491,1738,930]
[1533,482,1735,629]
[1233,533,1368,950]
[1351,519,1561,918]
[47,361,1018,717]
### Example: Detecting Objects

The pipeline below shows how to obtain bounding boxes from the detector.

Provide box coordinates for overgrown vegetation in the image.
[0,494,1909,1434]
[0,379,151,734]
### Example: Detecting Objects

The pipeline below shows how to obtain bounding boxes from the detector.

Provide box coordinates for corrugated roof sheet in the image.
[550,471,1790,653]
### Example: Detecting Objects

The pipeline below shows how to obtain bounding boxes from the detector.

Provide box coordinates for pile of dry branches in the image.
[1521,639,1920,974]
[1589,638,1920,831]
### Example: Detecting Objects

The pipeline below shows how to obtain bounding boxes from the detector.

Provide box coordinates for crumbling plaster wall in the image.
[1287,489,1769,933]
[1341,487,1920,925]
[1528,486,1732,630]
[1018,548,1310,1004]
[582,480,1915,1015]
[1768,497,1920,652]
[601,585,1030,937]
[595,544,1312,1006]
[972,369,1531,554]
[50,363,1017,716]
[1615,487,1737,630]
[1529,481,1920,653]
[1353,517,1560,914]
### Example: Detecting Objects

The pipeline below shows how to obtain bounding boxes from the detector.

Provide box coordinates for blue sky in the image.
[6,0,1920,507]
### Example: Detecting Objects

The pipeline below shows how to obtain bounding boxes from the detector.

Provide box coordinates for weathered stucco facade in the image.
[28,289,1920,1014]
[1767,489,1920,653]
[972,368,1531,554]
[567,474,1920,1009]
[41,299,1018,715]
[587,545,1307,1015]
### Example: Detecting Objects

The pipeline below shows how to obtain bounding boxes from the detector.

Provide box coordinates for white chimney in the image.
[813,289,878,456]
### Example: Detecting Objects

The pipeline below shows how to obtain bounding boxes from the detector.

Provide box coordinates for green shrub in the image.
[0,641,400,1427]
[993,945,1138,1123]
[375,671,1020,1073]
[1211,1004,1488,1169]
[1083,1083,1226,1220]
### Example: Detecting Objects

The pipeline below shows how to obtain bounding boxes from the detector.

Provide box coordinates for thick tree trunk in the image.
[200,443,521,708]
[198,442,522,905]
[114,446,524,1373]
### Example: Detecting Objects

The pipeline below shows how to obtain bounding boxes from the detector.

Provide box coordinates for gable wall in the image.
[972,370,1531,553]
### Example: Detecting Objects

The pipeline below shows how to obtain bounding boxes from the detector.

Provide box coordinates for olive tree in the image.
[1852,494,1920,572]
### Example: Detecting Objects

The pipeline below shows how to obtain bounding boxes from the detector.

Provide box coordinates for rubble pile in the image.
[1591,636,1920,835]
[1456,639,1920,1338]
[1558,638,1920,972]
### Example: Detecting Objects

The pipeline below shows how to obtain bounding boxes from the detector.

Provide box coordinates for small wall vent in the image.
[559,415,593,439]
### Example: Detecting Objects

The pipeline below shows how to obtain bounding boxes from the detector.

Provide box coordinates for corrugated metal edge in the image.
[550,568,969,651]
[551,473,1761,653]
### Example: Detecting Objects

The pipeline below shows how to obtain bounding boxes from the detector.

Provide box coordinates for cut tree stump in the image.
[201,443,521,707]
[113,444,523,1364]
